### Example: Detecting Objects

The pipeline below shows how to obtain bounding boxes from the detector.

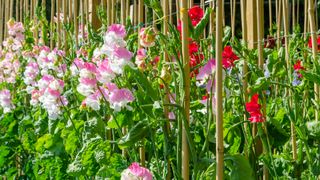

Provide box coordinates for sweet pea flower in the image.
[109,47,134,74]
[121,162,153,180]
[222,46,239,69]
[245,94,264,123]
[188,6,204,26]
[0,89,15,113]
[139,27,156,48]
[135,48,147,70]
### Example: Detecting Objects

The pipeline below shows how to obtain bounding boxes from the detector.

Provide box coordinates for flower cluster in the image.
[245,94,264,123]
[292,60,305,86]
[74,24,135,112]
[188,6,204,26]
[222,46,239,69]
[308,36,320,51]
[3,19,25,52]
[139,27,156,48]
[121,162,153,180]
[0,89,15,113]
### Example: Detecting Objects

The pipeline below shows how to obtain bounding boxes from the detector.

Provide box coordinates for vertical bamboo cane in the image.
[180,0,190,179]
[81,0,85,40]
[34,0,38,44]
[121,0,126,25]
[133,0,137,26]
[30,0,34,19]
[111,0,115,23]
[189,0,193,8]
[222,0,225,26]
[138,0,145,167]
[231,0,236,39]
[4,0,9,38]
[57,0,61,48]
[282,0,298,161]
[216,0,224,179]
[63,0,67,52]
[50,0,55,49]
[269,0,272,32]
[209,1,215,38]
[126,0,130,21]
[16,0,19,20]
[0,0,3,44]
[10,0,13,19]
[276,0,282,49]
[163,0,172,179]
[25,0,28,18]
[169,0,173,24]
[107,0,111,26]
[257,2,269,179]
[308,0,319,122]
[69,0,72,22]
[293,0,296,28]
[86,0,89,31]
[20,0,23,22]
[74,0,78,47]
[230,0,233,38]
[176,0,180,24]
[297,0,299,26]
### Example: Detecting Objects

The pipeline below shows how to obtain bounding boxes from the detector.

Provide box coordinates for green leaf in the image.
[225,154,255,180]
[126,67,159,101]
[118,120,150,149]
[0,146,10,168]
[192,8,212,40]
[300,71,320,85]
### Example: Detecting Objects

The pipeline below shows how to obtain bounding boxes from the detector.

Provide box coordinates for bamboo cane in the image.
[269,0,272,32]
[121,0,126,25]
[57,0,61,48]
[230,0,233,38]
[189,0,193,8]
[74,0,78,47]
[16,0,19,21]
[111,0,115,23]
[315,0,318,29]
[10,0,13,19]
[20,0,23,22]
[201,0,205,37]
[308,0,319,122]
[138,0,145,167]
[209,1,215,38]
[276,0,282,49]
[31,0,34,19]
[126,0,130,21]
[133,0,137,26]
[107,0,111,26]
[222,0,225,26]
[180,0,190,179]
[163,0,172,179]
[282,0,298,161]
[34,0,38,44]
[0,0,3,44]
[297,0,299,26]
[240,0,249,159]
[256,2,269,180]
[176,0,180,24]
[231,0,236,39]
[25,0,28,18]
[50,0,55,49]
[69,0,72,22]
[86,0,89,31]
[63,0,68,52]
[293,0,296,29]
[169,0,173,24]
[4,0,9,38]
[216,0,224,179]
[81,0,85,40]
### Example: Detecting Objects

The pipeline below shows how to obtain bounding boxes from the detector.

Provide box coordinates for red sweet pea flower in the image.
[293,60,304,71]
[188,6,204,26]
[189,41,199,55]
[293,60,305,78]
[245,94,265,123]
[308,36,320,50]
[222,46,239,69]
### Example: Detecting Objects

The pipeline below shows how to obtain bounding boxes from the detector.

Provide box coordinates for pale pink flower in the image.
[121,162,153,180]
[0,89,15,113]
[96,59,115,83]
[139,27,156,48]
[108,87,135,112]
[109,47,134,74]
[135,48,147,70]
[108,24,126,38]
